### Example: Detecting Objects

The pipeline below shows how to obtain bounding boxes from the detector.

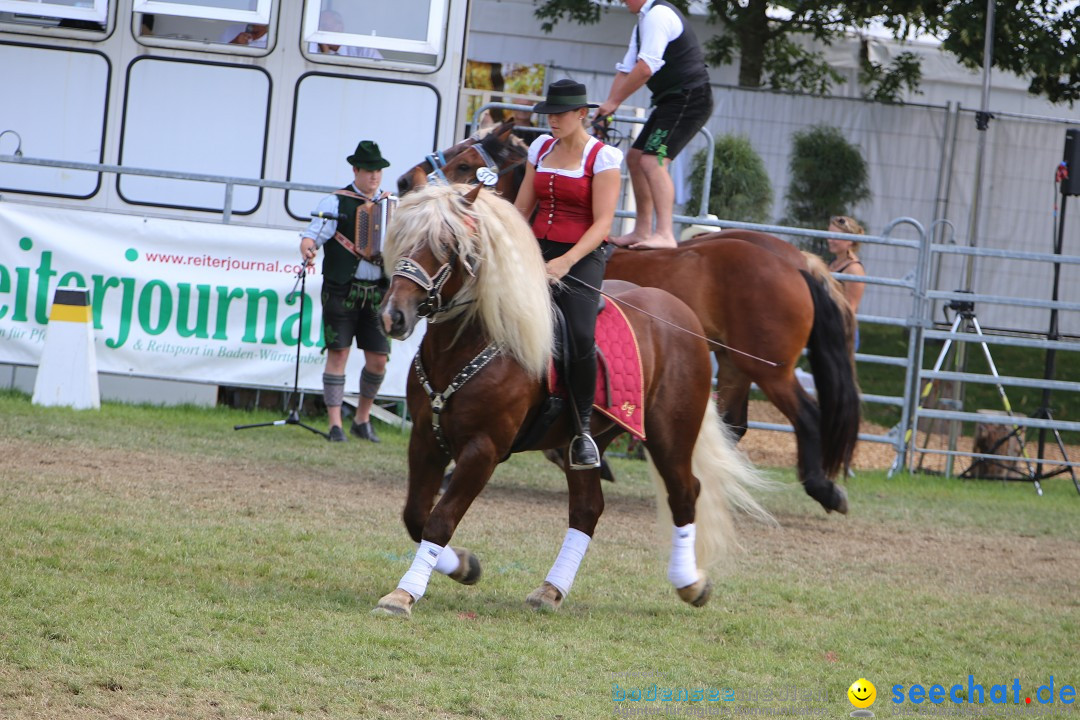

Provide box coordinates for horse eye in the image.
[456,163,471,173]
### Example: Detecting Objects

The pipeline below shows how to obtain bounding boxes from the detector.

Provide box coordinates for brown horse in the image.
[395,131,860,515]
[395,120,528,199]
[372,183,771,617]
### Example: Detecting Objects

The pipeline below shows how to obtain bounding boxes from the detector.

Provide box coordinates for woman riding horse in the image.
[373,183,771,617]
[512,79,624,470]
[395,129,860,515]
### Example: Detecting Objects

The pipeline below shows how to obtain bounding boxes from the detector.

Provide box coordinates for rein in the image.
[564,275,783,368]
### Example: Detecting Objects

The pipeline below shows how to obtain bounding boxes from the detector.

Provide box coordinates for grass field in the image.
[1,391,1078,719]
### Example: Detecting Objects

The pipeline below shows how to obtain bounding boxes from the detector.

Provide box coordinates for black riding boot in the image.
[567,350,601,470]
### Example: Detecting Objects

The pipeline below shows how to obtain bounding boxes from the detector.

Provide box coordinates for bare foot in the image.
[628,233,678,250]
[608,232,649,248]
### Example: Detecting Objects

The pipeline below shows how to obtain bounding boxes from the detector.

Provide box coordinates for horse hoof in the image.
[826,486,849,515]
[525,581,564,612]
[676,576,712,608]
[448,548,482,585]
[371,589,414,618]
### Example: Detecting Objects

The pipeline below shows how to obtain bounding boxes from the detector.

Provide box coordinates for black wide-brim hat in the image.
[532,79,599,114]
[346,140,391,170]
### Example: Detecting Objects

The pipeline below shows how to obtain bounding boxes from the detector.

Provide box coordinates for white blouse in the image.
[527,135,624,178]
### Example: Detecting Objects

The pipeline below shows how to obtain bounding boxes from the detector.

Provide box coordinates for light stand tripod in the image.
[912,294,1039,488]
[233,263,328,440]
[1030,149,1079,495]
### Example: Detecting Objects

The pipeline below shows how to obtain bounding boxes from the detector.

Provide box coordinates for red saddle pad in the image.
[549,300,646,440]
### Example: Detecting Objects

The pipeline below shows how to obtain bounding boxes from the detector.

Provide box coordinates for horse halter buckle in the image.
[392,256,453,319]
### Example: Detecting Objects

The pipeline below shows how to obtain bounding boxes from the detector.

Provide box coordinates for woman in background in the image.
[827,215,867,349]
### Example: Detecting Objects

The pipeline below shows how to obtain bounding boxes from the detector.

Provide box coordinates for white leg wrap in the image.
[667,523,701,588]
[433,545,461,576]
[398,540,443,600]
[545,528,591,597]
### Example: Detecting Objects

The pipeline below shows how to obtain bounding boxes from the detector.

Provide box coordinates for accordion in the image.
[335,192,397,266]
[356,194,397,265]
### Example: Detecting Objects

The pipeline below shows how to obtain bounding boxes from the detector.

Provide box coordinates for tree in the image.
[687,135,773,224]
[781,125,870,254]
[531,0,1080,104]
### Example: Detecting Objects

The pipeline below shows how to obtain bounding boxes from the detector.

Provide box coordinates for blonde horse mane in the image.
[383,183,554,379]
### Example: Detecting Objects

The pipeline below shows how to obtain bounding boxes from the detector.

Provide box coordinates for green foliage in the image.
[860,49,923,103]
[940,0,1080,105]
[534,0,1080,105]
[781,124,870,253]
[760,37,846,95]
[687,134,773,223]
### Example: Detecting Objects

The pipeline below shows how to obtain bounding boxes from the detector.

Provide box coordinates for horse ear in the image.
[496,119,515,142]
[462,182,483,205]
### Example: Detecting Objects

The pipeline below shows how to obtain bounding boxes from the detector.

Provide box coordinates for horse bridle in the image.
[425,135,482,185]
[391,243,493,457]
[428,140,528,187]
[391,256,455,320]
[391,246,479,321]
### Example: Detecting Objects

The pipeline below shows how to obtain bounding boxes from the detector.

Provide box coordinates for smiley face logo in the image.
[848,678,877,709]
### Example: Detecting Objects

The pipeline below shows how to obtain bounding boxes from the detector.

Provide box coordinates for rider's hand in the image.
[545,256,573,283]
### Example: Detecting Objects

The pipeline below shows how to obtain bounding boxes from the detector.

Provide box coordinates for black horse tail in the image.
[801,269,861,478]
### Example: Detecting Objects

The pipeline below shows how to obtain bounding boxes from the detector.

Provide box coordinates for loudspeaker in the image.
[1063,128,1080,196]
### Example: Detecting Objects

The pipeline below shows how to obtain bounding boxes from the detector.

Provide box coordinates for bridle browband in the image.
[391,256,456,320]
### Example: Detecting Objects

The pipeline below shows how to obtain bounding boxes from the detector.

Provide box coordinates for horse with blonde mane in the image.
[395,127,859,515]
[372,183,771,618]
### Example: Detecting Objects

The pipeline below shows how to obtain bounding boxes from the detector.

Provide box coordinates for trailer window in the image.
[118,58,270,214]
[0,0,109,34]
[0,44,108,199]
[132,0,275,52]
[300,0,447,68]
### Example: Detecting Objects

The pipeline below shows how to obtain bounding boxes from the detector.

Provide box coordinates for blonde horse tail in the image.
[802,250,857,359]
[647,397,775,571]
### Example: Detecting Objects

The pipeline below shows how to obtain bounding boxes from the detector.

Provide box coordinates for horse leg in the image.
[374,442,498,617]
[758,376,848,514]
[525,466,605,612]
[641,416,713,608]
[398,439,482,587]
[713,353,751,441]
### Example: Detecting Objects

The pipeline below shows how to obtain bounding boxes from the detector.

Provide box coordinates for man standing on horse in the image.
[597,0,713,250]
[299,140,392,443]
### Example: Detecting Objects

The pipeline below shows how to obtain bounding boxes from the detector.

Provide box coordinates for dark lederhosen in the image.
[632,0,714,161]
[320,186,390,354]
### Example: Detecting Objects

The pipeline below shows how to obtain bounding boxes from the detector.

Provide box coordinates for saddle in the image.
[507,296,646,455]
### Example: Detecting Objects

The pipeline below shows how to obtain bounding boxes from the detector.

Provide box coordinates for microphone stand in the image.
[234,225,330,439]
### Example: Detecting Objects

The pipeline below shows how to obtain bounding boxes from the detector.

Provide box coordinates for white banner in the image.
[0,202,423,397]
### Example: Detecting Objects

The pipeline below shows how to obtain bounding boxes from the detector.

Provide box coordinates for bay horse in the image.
[395,120,527,200]
[372,183,771,617]
[395,128,860,515]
